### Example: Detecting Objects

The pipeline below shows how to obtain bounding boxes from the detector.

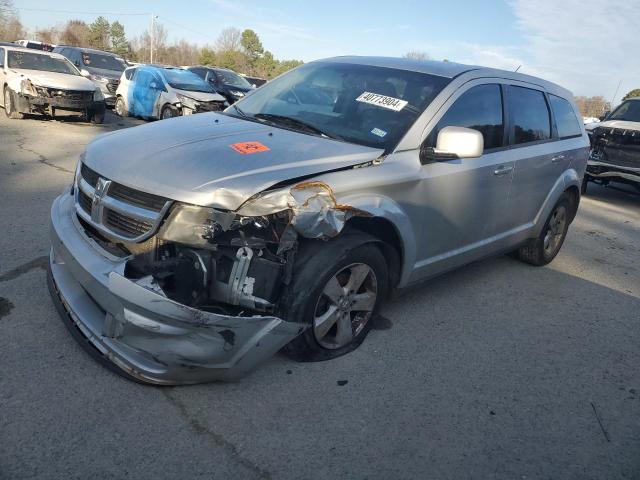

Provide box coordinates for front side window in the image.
[7,51,79,75]
[425,83,504,150]
[510,86,551,144]
[0,48,5,68]
[607,100,640,122]
[227,61,450,151]
[549,95,581,138]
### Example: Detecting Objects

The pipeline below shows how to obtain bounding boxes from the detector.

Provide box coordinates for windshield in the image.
[216,69,252,89]
[608,100,640,122]
[227,61,450,150]
[8,51,79,75]
[82,52,127,72]
[163,69,214,93]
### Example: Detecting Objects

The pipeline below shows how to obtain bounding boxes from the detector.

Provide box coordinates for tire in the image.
[281,233,389,362]
[4,87,24,119]
[160,104,178,120]
[114,96,128,117]
[516,194,571,266]
[91,110,105,124]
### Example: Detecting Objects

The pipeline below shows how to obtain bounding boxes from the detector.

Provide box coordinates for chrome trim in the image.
[74,166,172,243]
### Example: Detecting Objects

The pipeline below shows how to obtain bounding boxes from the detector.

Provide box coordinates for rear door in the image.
[505,84,560,229]
[413,81,515,277]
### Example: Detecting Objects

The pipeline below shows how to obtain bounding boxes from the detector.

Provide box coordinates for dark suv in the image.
[186,66,255,104]
[53,46,127,106]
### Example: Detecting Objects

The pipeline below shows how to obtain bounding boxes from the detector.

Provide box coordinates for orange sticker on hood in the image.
[230,141,270,154]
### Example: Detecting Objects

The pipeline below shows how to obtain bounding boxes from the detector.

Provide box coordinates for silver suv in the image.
[48,57,589,384]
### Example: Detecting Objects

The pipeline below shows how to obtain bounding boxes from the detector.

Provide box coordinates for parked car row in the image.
[1,40,263,123]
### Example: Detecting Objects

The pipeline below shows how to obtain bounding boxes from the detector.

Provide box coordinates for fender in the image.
[533,167,581,237]
[332,192,417,288]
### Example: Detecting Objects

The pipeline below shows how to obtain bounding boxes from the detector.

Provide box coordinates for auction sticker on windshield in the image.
[230,141,270,154]
[356,92,408,112]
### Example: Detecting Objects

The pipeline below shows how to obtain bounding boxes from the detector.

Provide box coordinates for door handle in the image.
[551,154,565,163]
[493,165,513,176]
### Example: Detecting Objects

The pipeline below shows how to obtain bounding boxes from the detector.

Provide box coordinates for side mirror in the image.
[80,68,90,77]
[420,126,484,163]
[150,81,161,90]
[598,111,610,121]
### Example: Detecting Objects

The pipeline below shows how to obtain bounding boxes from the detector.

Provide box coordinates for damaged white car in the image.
[114,65,227,120]
[0,45,106,123]
[48,57,588,384]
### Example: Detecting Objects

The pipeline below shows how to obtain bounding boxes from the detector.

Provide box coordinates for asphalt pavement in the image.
[1,111,639,480]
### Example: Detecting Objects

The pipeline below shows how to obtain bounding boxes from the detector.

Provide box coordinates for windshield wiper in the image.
[253,113,340,140]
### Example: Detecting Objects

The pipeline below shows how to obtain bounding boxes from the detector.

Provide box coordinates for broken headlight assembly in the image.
[125,202,294,315]
[20,79,38,97]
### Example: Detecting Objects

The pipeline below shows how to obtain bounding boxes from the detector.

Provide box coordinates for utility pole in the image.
[150,13,155,64]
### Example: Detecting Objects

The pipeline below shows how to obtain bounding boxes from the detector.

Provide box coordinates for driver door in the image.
[413,81,516,279]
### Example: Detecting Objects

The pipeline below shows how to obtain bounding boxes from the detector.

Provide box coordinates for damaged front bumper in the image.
[48,192,306,384]
[16,89,105,117]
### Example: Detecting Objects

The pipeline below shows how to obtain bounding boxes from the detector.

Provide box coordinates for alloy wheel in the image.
[543,204,567,256]
[313,263,378,349]
[4,89,12,117]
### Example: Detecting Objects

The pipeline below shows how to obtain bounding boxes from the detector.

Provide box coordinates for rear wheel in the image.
[516,194,571,266]
[281,234,388,362]
[4,87,24,119]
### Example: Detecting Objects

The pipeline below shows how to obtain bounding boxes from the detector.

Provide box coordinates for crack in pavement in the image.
[15,132,73,174]
[161,389,272,479]
[0,256,48,283]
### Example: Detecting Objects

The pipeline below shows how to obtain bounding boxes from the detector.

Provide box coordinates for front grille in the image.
[78,189,92,213]
[106,81,119,94]
[197,101,225,112]
[109,183,167,212]
[105,209,153,237]
[592,127,640,169]
[75,163,171,241]
[81,163,99,188]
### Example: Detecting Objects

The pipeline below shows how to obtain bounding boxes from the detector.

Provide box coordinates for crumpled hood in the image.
[12,69,96,91]
[173,89,226,103]
[590,120,640,132]
[84,113,383,210]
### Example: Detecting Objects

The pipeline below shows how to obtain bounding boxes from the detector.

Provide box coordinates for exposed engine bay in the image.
[79,180,371,317]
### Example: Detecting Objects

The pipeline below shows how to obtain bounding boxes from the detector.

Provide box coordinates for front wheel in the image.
[281,234,388,362]
[160,104,179,120]
[114,96,128,117]
[516,194,571,266]
[4,88,24,119]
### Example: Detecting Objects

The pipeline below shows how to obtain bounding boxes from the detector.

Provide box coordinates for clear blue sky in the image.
[10,0,640,100]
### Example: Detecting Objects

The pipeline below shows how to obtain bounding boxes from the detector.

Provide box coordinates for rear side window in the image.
[0,48,5,67]
[509,86,551,144]
[549,95,581,138]
[427,84,504,150]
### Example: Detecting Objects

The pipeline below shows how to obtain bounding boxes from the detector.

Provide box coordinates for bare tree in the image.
[59,20,91,46]
[403,51,430,61]
[215,27,242,52]
[0,0,27,40]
